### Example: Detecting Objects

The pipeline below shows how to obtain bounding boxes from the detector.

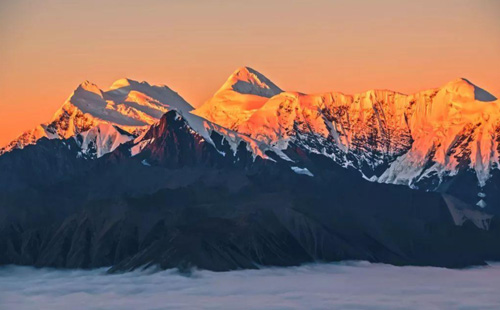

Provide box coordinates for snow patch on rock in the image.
[291,166,314,177]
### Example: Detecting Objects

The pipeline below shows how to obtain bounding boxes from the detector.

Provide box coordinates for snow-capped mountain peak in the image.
[192,66,283,130]
[217,66,283,97]
[77,80,103,95]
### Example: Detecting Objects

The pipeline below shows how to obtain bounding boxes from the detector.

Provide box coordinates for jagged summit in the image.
[77,80,103,95]
[109,78,154,91]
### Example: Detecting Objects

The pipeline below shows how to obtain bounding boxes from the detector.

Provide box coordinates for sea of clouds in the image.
[1,261,499,310]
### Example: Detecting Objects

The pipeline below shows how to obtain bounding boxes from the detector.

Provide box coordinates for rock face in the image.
[0,111,499,272]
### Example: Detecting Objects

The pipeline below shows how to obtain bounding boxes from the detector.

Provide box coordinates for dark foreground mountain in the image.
[0,111,499,272]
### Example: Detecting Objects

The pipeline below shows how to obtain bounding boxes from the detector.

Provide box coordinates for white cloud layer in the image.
[1,261,499,310]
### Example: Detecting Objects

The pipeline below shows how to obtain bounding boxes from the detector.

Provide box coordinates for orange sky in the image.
[0,0,499,146]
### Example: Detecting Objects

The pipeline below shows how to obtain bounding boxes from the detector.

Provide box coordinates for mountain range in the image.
[0,67,499,271]
[0,78,192,157]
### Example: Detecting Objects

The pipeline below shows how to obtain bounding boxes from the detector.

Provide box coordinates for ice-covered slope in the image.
[193,68,500,204]
[75,123,135,158]
[192,67,282,130]
[378,78,500,188]
[1,79,192,155]
[225,76,499,207]
[238,89,417,174]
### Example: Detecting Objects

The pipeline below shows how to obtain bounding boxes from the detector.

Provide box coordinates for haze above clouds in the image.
[1,262,499,310]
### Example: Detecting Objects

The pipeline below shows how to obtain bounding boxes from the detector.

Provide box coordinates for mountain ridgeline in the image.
[0,67,499,271]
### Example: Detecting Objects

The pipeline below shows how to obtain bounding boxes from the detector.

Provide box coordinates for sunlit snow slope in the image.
[192,67,282,130]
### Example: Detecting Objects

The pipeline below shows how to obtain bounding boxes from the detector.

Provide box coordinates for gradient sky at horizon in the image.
[0,0,499,145]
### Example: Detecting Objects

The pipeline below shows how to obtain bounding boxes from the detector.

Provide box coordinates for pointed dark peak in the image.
[142,110,187,139]
[134,110,225,168]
